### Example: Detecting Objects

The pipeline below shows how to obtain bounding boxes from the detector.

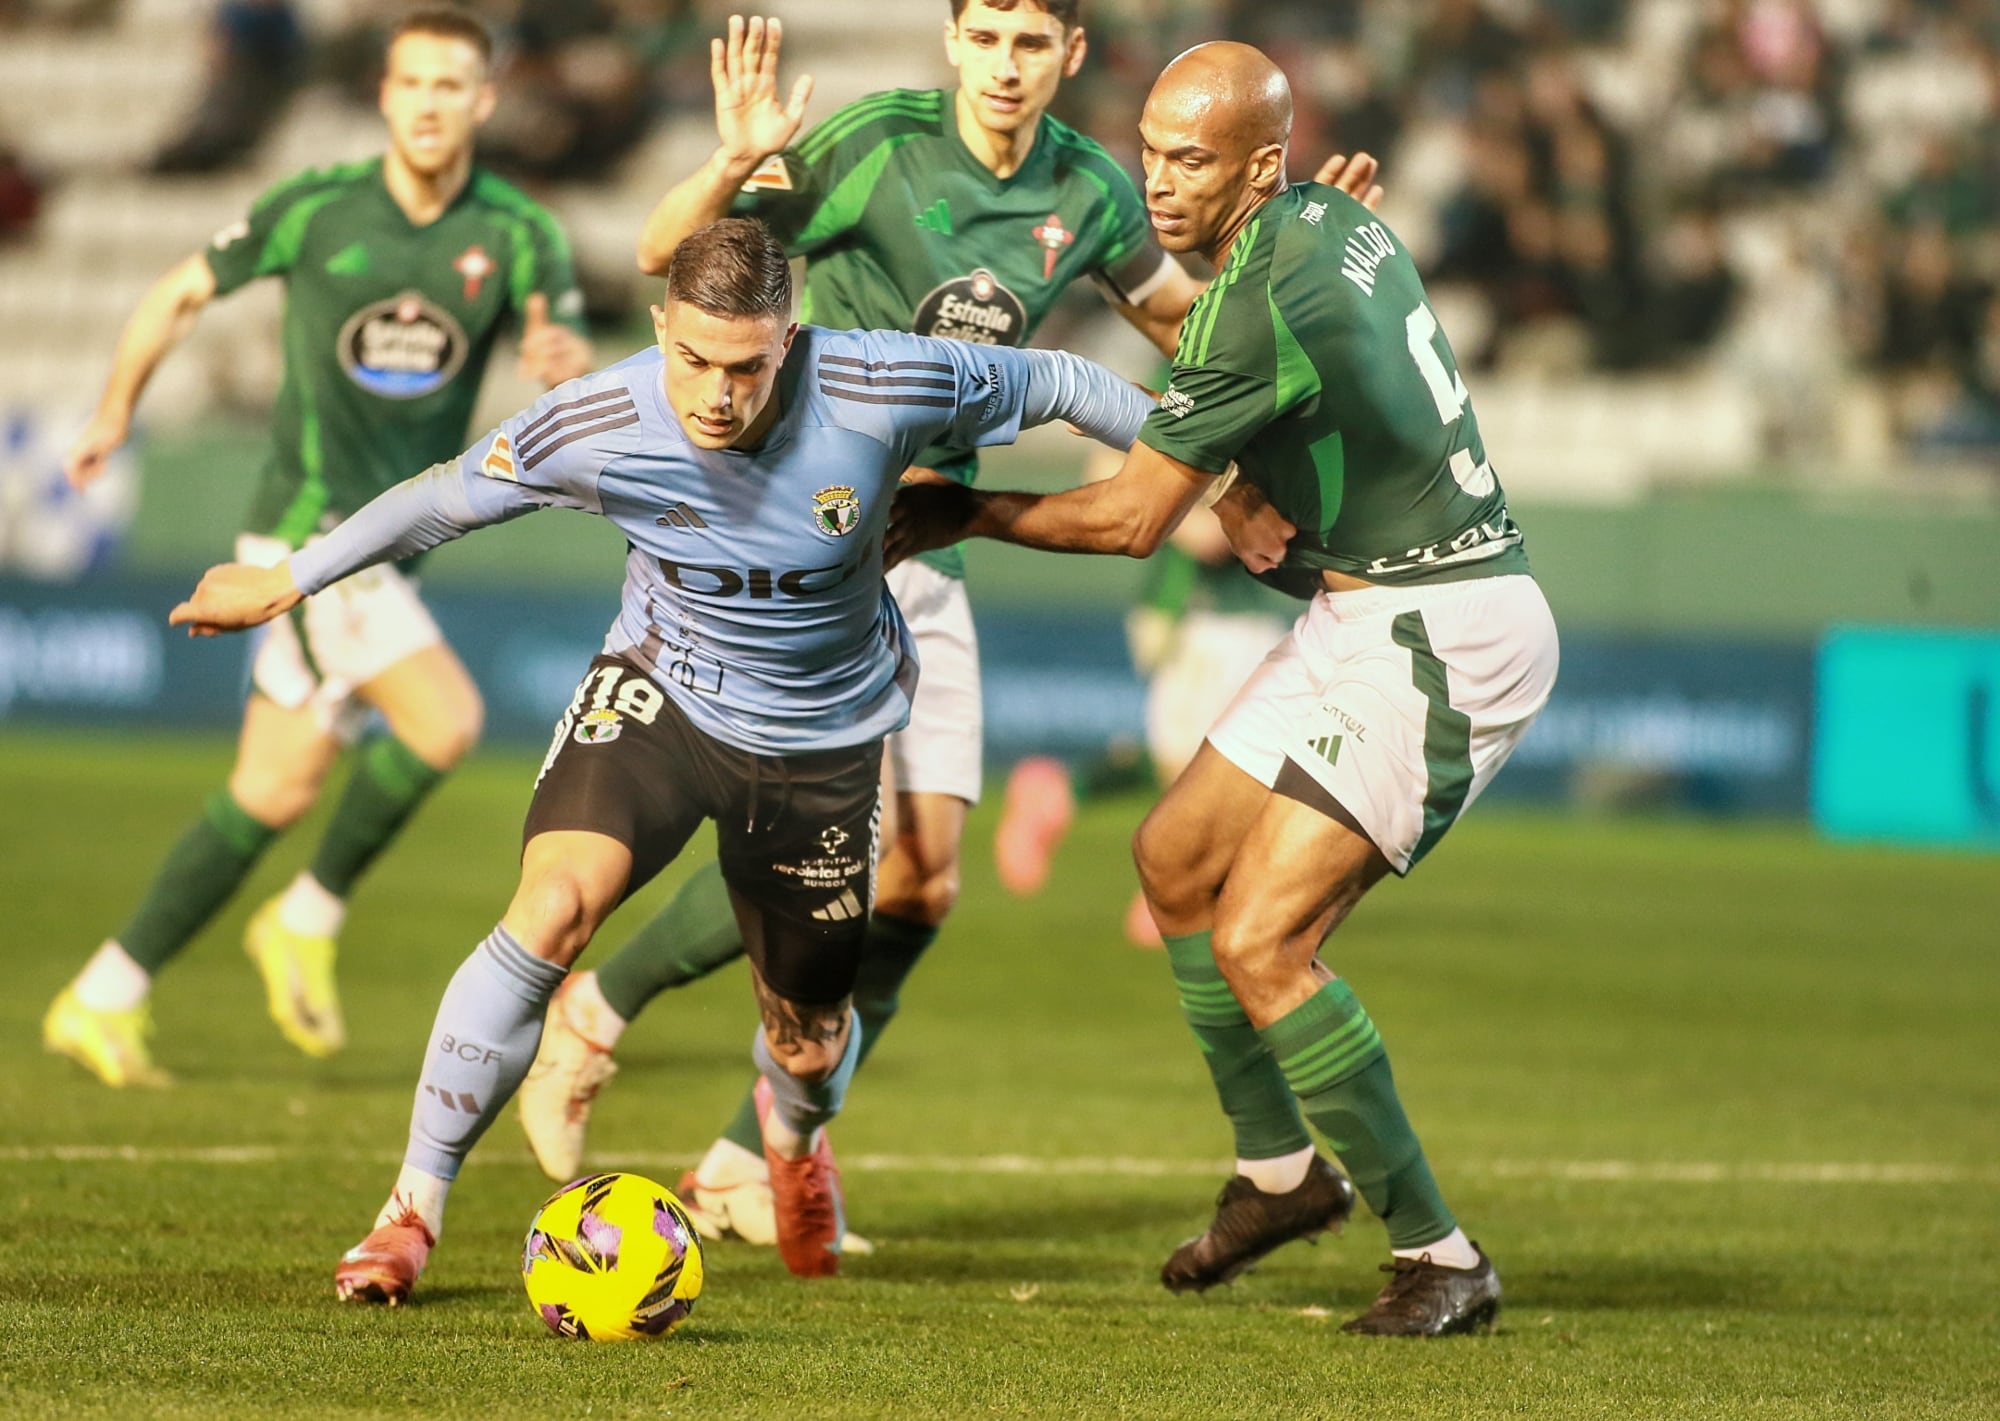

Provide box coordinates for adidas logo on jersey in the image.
[655,504,707,530]
[913,199,952,236]
[1307,734,1342,767]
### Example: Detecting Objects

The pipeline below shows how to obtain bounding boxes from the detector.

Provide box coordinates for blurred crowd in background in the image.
[2,0,1997,460]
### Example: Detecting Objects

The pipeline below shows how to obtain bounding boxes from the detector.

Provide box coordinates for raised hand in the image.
[168,561,303,637]
[1314,151,1385,213]
[64,410,129,491]
[516,291,593,387]
[713,14,814,166]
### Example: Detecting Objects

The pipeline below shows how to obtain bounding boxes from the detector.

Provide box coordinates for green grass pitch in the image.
[1,731,1995,1419]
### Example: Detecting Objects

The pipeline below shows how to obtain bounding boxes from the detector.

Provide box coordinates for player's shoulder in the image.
[797,87,949,162]
[466,168,568,233]
[499,349,656,467]
[250,156,380,213]
[802,325,960,439]
[1039,113,1138,191]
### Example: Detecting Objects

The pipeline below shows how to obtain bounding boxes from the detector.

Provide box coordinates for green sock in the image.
[1259,978,1457,1249]
[307,735,445,899]
[1163,932,1313,1161]
[118,790,279,973]
[718,912,939,1155]
[596,860,744,1022]
[849,912,938,1068]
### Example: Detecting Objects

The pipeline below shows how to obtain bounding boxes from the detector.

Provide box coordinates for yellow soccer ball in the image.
[522,1172,704,1340]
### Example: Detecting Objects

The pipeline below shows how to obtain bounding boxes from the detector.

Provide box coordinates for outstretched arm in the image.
[888,440,1218,567]
[635,14,813,275]
[66,253,216,489]
[169,462,541,636]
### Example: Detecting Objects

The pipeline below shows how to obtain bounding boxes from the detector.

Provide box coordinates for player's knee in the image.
[508,868,600,964]
[877,861,958,926]
[227,762,321,830]
[1133,811,1204,917]
[401,685,484,771]
[759,1019,847,1084]
[1209,911,1283,991]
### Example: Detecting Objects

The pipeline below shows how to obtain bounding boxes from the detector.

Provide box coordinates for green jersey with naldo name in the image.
[1139,182,1529,594]
[205,156,584,548]
[730,87,1171,577]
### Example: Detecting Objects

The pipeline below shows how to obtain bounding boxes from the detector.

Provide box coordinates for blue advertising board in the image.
[1813,627,2000,848]
[0,575,1822,819]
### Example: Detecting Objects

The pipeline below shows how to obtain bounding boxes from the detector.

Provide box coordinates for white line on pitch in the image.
[0,1145,1993,1186]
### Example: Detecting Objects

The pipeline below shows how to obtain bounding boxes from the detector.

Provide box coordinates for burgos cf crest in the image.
[812,485,861,537]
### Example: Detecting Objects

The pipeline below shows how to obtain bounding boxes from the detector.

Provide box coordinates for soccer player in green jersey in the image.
[44,8,593,1088]
[515,3,1383,1248]
[891,41,1560,1336]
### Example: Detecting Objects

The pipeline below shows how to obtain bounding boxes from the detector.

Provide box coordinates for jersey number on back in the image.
[1403,303,1495,498]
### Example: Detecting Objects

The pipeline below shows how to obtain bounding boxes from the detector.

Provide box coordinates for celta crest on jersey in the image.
[338,291,469,399]
[452,244,494,300]
[1032,212,1074,279]
[911,267,1026,346]
[812,485,861,537]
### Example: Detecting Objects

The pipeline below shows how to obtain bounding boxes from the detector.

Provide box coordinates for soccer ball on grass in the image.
[521,1172,704,1340]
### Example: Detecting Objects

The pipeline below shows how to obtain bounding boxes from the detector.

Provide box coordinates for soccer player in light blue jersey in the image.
[170,218,1153,1302]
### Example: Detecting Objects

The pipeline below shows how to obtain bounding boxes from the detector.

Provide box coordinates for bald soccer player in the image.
[890,42,1558,1338]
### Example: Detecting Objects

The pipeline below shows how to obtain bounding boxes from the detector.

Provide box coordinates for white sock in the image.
[73,941,150,1012]
[376,1165,451,1238]
[696,1135,768,1187]
[278,871,346,939]
[1238,1145,1315,1195]
[1393,1226,1479,1270]
[560,970,627,1050]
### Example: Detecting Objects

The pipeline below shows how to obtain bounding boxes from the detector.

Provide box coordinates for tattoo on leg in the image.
[752,972,849,1052]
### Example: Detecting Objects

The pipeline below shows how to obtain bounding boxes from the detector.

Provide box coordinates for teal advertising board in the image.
[1813,627,2000,847]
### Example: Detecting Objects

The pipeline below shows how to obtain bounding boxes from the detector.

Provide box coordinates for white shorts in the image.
[1206,574,1558,875]
[886,559,983,805]
[237,531,445,743]
[1145,608,1294,780]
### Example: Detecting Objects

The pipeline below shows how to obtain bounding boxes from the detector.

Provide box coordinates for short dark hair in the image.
[666,219,794,321]
[950,0,1081,31]
[389,6,494,67]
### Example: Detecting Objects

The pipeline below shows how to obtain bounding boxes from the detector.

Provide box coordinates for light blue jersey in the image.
[288,326,1152,755]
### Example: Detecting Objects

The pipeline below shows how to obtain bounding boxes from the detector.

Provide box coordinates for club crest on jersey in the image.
[573,708,622,745]
[337,290,468,399]
[812,485,862,538]
[912,268,1026,346]
[1032,213,1074,279]
[452,244,494,300]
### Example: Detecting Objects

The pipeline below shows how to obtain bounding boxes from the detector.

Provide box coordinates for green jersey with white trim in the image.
[205,157,584,547]
[1139,183,1528,592]
[730,87,1169,578]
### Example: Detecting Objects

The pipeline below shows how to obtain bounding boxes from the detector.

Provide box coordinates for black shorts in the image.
[526,654,883,1006]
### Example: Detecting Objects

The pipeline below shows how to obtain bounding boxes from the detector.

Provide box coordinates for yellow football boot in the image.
[42,987,172,1088]
[244,896,346,1058]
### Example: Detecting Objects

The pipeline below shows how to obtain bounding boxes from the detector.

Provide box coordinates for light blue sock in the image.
[404,925,567,1181]
[751,1010,861,1140]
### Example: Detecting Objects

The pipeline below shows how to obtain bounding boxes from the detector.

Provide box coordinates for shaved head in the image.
[1152,41,1292,155]
[1138,42,1292,260]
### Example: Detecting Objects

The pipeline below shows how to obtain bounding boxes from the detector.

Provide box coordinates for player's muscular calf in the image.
[1208,797,1391,1027]
[751,971,852,1085]
[501,831,633,966]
